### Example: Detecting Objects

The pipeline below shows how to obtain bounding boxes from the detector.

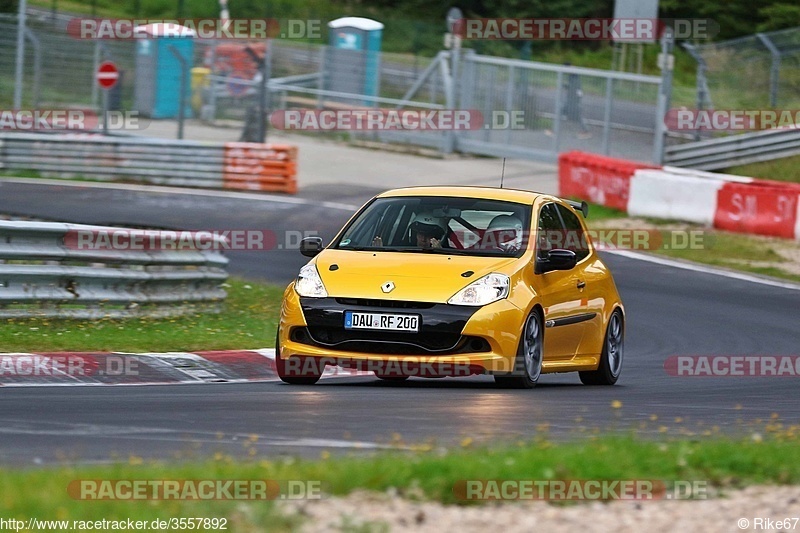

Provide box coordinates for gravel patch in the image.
[281,485,800,532]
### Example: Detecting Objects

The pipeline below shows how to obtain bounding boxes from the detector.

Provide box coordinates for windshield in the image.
[334,196,532,257]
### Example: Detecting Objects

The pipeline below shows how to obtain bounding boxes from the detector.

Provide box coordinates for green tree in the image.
[757,3,800,32]
[0,0,18,14]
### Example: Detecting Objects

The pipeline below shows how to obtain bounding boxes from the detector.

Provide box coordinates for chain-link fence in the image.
[0,14,666,162]
[684,26,800,111]
[0,15,135,110]
[458,52,662,162]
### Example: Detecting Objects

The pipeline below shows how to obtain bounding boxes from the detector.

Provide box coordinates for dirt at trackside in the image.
[280,485,800,532]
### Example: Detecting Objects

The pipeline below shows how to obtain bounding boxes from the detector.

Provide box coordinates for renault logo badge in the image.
[381,281,395,293]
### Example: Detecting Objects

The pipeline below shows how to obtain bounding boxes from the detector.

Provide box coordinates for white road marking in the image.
[0,421,396,449]
[0,177,360,211]
[605,250,800,291]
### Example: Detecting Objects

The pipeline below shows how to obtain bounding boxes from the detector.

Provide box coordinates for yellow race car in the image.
[276,186,624,389]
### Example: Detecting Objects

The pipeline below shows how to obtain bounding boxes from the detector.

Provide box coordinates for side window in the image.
[556,204,590,262]
[536,203,564,259]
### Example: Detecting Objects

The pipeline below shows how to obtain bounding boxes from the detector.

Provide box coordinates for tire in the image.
[494,310,543,389]
[275,329,322,385]
[579,309,623,386]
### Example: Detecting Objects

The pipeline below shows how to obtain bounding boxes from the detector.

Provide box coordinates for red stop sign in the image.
[96,61,119,90]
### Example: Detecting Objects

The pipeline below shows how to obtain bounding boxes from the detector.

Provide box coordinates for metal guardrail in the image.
[0,132,224,188]
[0,221,229,318]
[0,132,298,192]
[664,127,800,170]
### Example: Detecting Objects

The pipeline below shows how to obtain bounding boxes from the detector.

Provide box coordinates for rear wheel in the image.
[494,310,543,389]
[275,329,322,385]
[579,309,623,386]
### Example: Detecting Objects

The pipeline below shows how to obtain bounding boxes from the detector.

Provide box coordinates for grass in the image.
[583,202,800,284]
[725,154,800,184]
[654,232,800,283]
[1,434,800,520]
[0,278,284,352]
[583,202,628,222]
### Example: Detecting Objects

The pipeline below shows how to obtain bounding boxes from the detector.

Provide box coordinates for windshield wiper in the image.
[341,246,424,252]
[422,248,478,255]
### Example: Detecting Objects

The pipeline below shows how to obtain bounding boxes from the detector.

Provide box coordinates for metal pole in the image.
[317,45,326,109]
[757,33,780,107]
[601,77,613,155]
[653,28,674,165]
[553,71,563,153]
[91,41,102,109]
[169,45,188,140]
[505,66,514,145]
[13,0,28,110]
[261,39,272,143]
[26,29,42,108]
[103,87,109,135]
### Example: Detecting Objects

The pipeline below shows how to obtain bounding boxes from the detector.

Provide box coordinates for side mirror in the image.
[535,249,577,274]
[300,237,324,257]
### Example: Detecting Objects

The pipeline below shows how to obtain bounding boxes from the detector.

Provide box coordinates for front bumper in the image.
[278,287,525,374]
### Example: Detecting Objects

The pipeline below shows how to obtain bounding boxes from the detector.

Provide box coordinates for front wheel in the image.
[579,309,623,386]
[494,310,543,389]
[275,329,322,385]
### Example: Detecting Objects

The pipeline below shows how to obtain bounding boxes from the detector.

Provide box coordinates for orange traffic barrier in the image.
[222,142,298,193]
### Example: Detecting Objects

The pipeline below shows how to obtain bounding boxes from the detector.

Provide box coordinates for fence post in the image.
[168,45,189,140]
[756,33,781,107]
[25,29,42,108]
[91,41,103,109]
[601,77,613,155]
[505,66,515,145]
[653,28,674,165]
[13,0,28,110]
[553,71,563,153]
[317,45,326,109]
[439,57,455,154]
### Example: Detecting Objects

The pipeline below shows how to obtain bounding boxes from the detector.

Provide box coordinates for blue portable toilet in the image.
[134,22,195,119]
[326,17,383,105]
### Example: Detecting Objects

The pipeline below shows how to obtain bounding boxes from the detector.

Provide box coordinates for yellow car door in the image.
[535,202,589,360]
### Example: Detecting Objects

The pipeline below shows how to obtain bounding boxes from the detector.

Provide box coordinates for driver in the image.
[408,210,448,249]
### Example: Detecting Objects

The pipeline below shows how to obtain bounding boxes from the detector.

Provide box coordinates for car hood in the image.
[313,249,519,303]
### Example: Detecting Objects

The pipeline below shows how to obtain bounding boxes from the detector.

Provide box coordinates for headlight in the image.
[448,273,509,306]
[294,264,328,298]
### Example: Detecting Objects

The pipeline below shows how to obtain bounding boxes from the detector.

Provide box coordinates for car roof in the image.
[376,186,543,204]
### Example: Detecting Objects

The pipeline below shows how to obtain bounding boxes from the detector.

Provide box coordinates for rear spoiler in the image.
[566,200,589,218]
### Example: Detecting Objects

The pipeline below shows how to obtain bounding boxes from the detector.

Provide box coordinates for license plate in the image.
[344,311,420,332]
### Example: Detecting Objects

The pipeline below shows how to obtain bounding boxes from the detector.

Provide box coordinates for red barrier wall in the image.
[714,182,799,239]
[558,151,657,212]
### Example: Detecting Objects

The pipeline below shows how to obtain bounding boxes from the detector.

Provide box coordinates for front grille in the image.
[291,327,490,355]
[335,298,435,309]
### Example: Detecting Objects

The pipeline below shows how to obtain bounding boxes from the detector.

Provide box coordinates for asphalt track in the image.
[0,179,798,465]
